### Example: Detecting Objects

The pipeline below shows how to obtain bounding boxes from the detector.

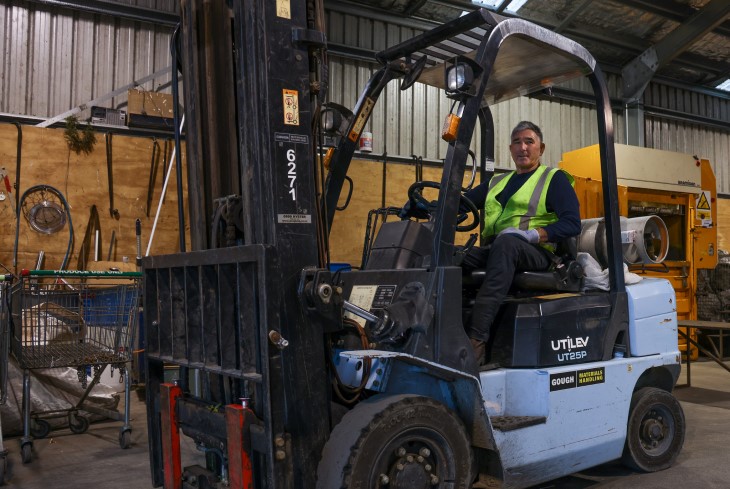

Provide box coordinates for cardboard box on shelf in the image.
[127,90,176,130]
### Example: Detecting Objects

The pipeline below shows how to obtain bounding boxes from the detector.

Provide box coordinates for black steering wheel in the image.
[407,181,479,232]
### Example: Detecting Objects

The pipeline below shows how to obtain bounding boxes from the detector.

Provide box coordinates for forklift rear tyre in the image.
[316,394,474,489]
[622,387,685,472]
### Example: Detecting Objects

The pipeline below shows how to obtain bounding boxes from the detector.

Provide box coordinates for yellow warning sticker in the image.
[348,97,375,142]
[696,190,712,226]
[276,0,291,19]
[697,191,711,210]
[283,89,299,126]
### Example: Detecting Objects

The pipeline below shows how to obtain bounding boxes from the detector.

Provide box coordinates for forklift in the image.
[144,2,685,488]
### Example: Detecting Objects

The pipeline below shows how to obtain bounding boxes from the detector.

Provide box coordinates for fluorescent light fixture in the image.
[717,79,730,91]
[504,0,527,12]
[472,0,527,12]
[471,0,501,7]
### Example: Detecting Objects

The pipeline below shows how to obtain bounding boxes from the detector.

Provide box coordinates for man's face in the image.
[510,129,545,174]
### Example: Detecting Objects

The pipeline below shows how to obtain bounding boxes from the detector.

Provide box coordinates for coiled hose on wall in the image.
[13,185,74,272]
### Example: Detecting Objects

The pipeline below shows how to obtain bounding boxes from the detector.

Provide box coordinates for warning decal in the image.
[276,0,291,18]
[348,97,375,142]
[283,89,299,126]
[697,191,711,210]
[696,190,712,226]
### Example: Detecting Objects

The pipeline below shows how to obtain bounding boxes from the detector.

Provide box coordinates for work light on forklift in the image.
[320,102,354,136]
[444,56,482,95]
[447,64,473,91]
[321,108,340,132]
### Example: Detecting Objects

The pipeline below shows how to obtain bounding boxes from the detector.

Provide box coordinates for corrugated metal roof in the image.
[337,0,730,90]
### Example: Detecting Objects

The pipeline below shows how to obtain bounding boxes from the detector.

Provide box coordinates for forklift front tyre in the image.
[316,394,474,488]
[622,387,685,472]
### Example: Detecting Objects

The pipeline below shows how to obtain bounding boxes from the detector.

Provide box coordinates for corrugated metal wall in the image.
[1,3,729,190]
[0,0,176,120]
[644,83,730,194]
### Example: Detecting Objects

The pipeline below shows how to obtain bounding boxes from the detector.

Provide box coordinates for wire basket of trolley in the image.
[9,269,142,463]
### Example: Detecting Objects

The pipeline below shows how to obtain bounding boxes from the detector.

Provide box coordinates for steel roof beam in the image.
[555,0,595,33]
[610,0,730,38]
[622,0,730,101]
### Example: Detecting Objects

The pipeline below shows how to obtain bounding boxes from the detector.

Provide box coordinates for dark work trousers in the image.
[463,234,552,342]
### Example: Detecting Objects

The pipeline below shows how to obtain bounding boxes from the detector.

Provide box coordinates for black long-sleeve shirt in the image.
[464,166,581,242]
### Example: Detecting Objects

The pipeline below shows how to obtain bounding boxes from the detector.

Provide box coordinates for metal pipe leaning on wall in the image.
[579,215,669,266]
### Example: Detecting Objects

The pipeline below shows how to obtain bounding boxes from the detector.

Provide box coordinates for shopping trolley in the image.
[10,269,142,463]
[0,278,12,484]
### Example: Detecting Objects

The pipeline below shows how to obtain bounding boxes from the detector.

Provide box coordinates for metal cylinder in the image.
[578,215,669,266]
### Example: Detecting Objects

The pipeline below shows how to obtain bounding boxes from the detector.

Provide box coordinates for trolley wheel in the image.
[30,419,51,439]
[119,429,132,449]
[68,414,89,434]
[20,442,32,464]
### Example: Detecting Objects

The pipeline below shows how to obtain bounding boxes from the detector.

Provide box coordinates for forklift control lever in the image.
[342,300,379,323]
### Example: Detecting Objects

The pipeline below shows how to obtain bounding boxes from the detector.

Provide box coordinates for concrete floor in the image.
[3,360,730,489]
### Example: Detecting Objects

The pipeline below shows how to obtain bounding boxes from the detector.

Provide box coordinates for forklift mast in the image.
[145,1,330,487]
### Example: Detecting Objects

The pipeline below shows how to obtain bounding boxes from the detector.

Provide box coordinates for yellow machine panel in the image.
[560,145,718,359]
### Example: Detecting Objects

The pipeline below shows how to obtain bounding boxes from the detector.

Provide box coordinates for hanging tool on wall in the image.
[146,138,160,217]
[107,230,116,261]
[413,154,423,182]
[77,205,101,271]
[12,122,22,211]
[136,219,142,269]
[162,139,169,184]
[13,185,74,272]
[106,133,120,220]
[0,167,16,213]
[147,116,185,256]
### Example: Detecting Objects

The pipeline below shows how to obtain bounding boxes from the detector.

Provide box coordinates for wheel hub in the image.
[640,408,671,452]
[383,446,439,488]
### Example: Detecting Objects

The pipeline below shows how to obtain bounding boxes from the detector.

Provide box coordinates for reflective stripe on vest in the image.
[483,165,572,240]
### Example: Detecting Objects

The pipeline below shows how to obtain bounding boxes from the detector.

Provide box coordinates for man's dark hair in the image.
[511,121,543,143]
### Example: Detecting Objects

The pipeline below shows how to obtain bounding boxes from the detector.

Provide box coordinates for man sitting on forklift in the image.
[463,120,581,363]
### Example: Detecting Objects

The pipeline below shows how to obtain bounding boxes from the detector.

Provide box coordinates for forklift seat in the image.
[468,237,584,293]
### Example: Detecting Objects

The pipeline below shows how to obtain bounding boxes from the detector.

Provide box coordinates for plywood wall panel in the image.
[717,197,730,252]
[0,123,188,273]
[328,158,478,267]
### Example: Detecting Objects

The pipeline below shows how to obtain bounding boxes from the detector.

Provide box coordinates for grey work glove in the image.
[498,227,540,244]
